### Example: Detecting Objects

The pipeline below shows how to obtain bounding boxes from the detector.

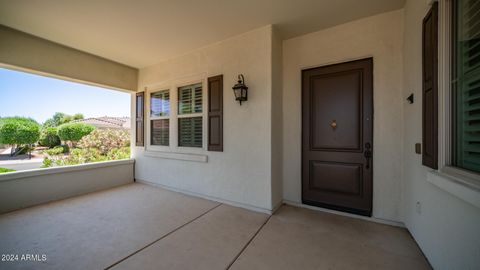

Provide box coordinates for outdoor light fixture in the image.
[232,74,248,105]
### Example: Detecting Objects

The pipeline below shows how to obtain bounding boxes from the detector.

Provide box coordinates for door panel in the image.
[302,58,373,216]
[310,71,362,151]
[309,161,362,195]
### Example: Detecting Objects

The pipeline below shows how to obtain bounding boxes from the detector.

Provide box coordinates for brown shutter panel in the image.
[135,92,145,146]
[422,2,438,169]
[208,75,223,151]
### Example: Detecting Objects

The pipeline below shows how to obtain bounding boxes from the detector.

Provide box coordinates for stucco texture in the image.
[402,1,480,269]
[282,10,405,222]
[134,26,274,211]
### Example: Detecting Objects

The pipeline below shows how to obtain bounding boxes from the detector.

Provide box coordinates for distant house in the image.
[72,116,130,130]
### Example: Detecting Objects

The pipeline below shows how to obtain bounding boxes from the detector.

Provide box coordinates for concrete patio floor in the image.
[0,183,431,270]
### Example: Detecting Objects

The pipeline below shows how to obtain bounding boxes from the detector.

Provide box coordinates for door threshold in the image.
[302,199,371,217]
[283,200,405,228]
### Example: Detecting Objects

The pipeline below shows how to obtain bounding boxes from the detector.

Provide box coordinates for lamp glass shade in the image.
[232,74,248,104]
[233,87,241,100]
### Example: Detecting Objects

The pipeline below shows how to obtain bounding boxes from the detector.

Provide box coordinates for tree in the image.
[38,127,61,148]
[43,112,66,127]
[73,113,84,120]
[57,123,95,148]
[0,117,41,157]
[43,112,84,127]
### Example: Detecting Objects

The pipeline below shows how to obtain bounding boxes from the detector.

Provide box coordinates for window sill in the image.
[426,167,480,209]
[144,150,208,163]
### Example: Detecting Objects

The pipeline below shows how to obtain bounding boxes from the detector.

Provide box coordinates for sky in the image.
[0,68,130,124]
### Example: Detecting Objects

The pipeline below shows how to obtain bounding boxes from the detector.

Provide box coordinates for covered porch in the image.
[0,0,479,269]
[0,183,429,270]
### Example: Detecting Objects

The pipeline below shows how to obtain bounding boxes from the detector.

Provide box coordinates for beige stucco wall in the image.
[133,26,275,212]
[282,10,405,222]
[270,26,283,210]
[0,25,138,91]
[402,1,480,269]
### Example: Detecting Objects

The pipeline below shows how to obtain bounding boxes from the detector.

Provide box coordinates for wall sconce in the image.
[232,74,248,105]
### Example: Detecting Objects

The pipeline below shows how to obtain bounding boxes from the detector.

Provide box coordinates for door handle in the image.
[364,143,372,169]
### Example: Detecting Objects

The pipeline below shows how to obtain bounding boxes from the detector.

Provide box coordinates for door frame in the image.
[300,57,374,216]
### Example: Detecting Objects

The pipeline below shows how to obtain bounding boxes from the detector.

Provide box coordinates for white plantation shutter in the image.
[151,119,169,146]
[178,84,202,115]
[194,86,202,113]
[178,83,203,148]
[455,0,480,172]
[179,117,202,147]
[179,87,193,114]
[150,90,170,146]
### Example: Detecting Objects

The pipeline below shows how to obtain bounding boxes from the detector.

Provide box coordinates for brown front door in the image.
[302,58,373,216]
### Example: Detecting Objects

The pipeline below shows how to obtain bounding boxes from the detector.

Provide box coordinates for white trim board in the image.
[282,200,405,228]
[136,179,274,215]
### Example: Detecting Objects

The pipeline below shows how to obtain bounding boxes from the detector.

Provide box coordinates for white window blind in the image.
[454,0,480,172]
[178,83,203,148]
[151,119,169,146]
[179,84,202,115]
[178,117,202,147]
[150,90,170,146]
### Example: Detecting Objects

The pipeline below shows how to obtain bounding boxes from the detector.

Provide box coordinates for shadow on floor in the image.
[0,183,431,270]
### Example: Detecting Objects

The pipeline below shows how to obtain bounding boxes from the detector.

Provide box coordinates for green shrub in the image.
[41,157,53,168]
[57,123,95,143]
[41,146,129,168]
[0,117,40,146]
[106,147,130,160]
[45,145,66,156]
[38,127,61,148]
[0,167,16,173]
[78,129,130,155]
[42,148,107,167]
[58,144,70,153]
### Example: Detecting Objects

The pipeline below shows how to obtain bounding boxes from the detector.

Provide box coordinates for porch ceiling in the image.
[0,0,404,68]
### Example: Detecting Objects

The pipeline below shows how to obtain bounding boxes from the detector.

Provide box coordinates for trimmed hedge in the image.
[38,127,61,148]
[0,117,40,145]
[45,145,68,156]
[57,123,95,142]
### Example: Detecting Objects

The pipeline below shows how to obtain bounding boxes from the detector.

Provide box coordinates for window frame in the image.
[150,89,170,147]
[437,0,480,188]
[177,83,204,148]
[150,89,171,118]
[144,75,208,155]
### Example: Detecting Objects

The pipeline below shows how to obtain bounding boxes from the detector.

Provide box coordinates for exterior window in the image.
[151,119,169,146]
[178,83,203,147]
[151,90,170,117]
[453,0,480,172]
[150,90,170,146]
